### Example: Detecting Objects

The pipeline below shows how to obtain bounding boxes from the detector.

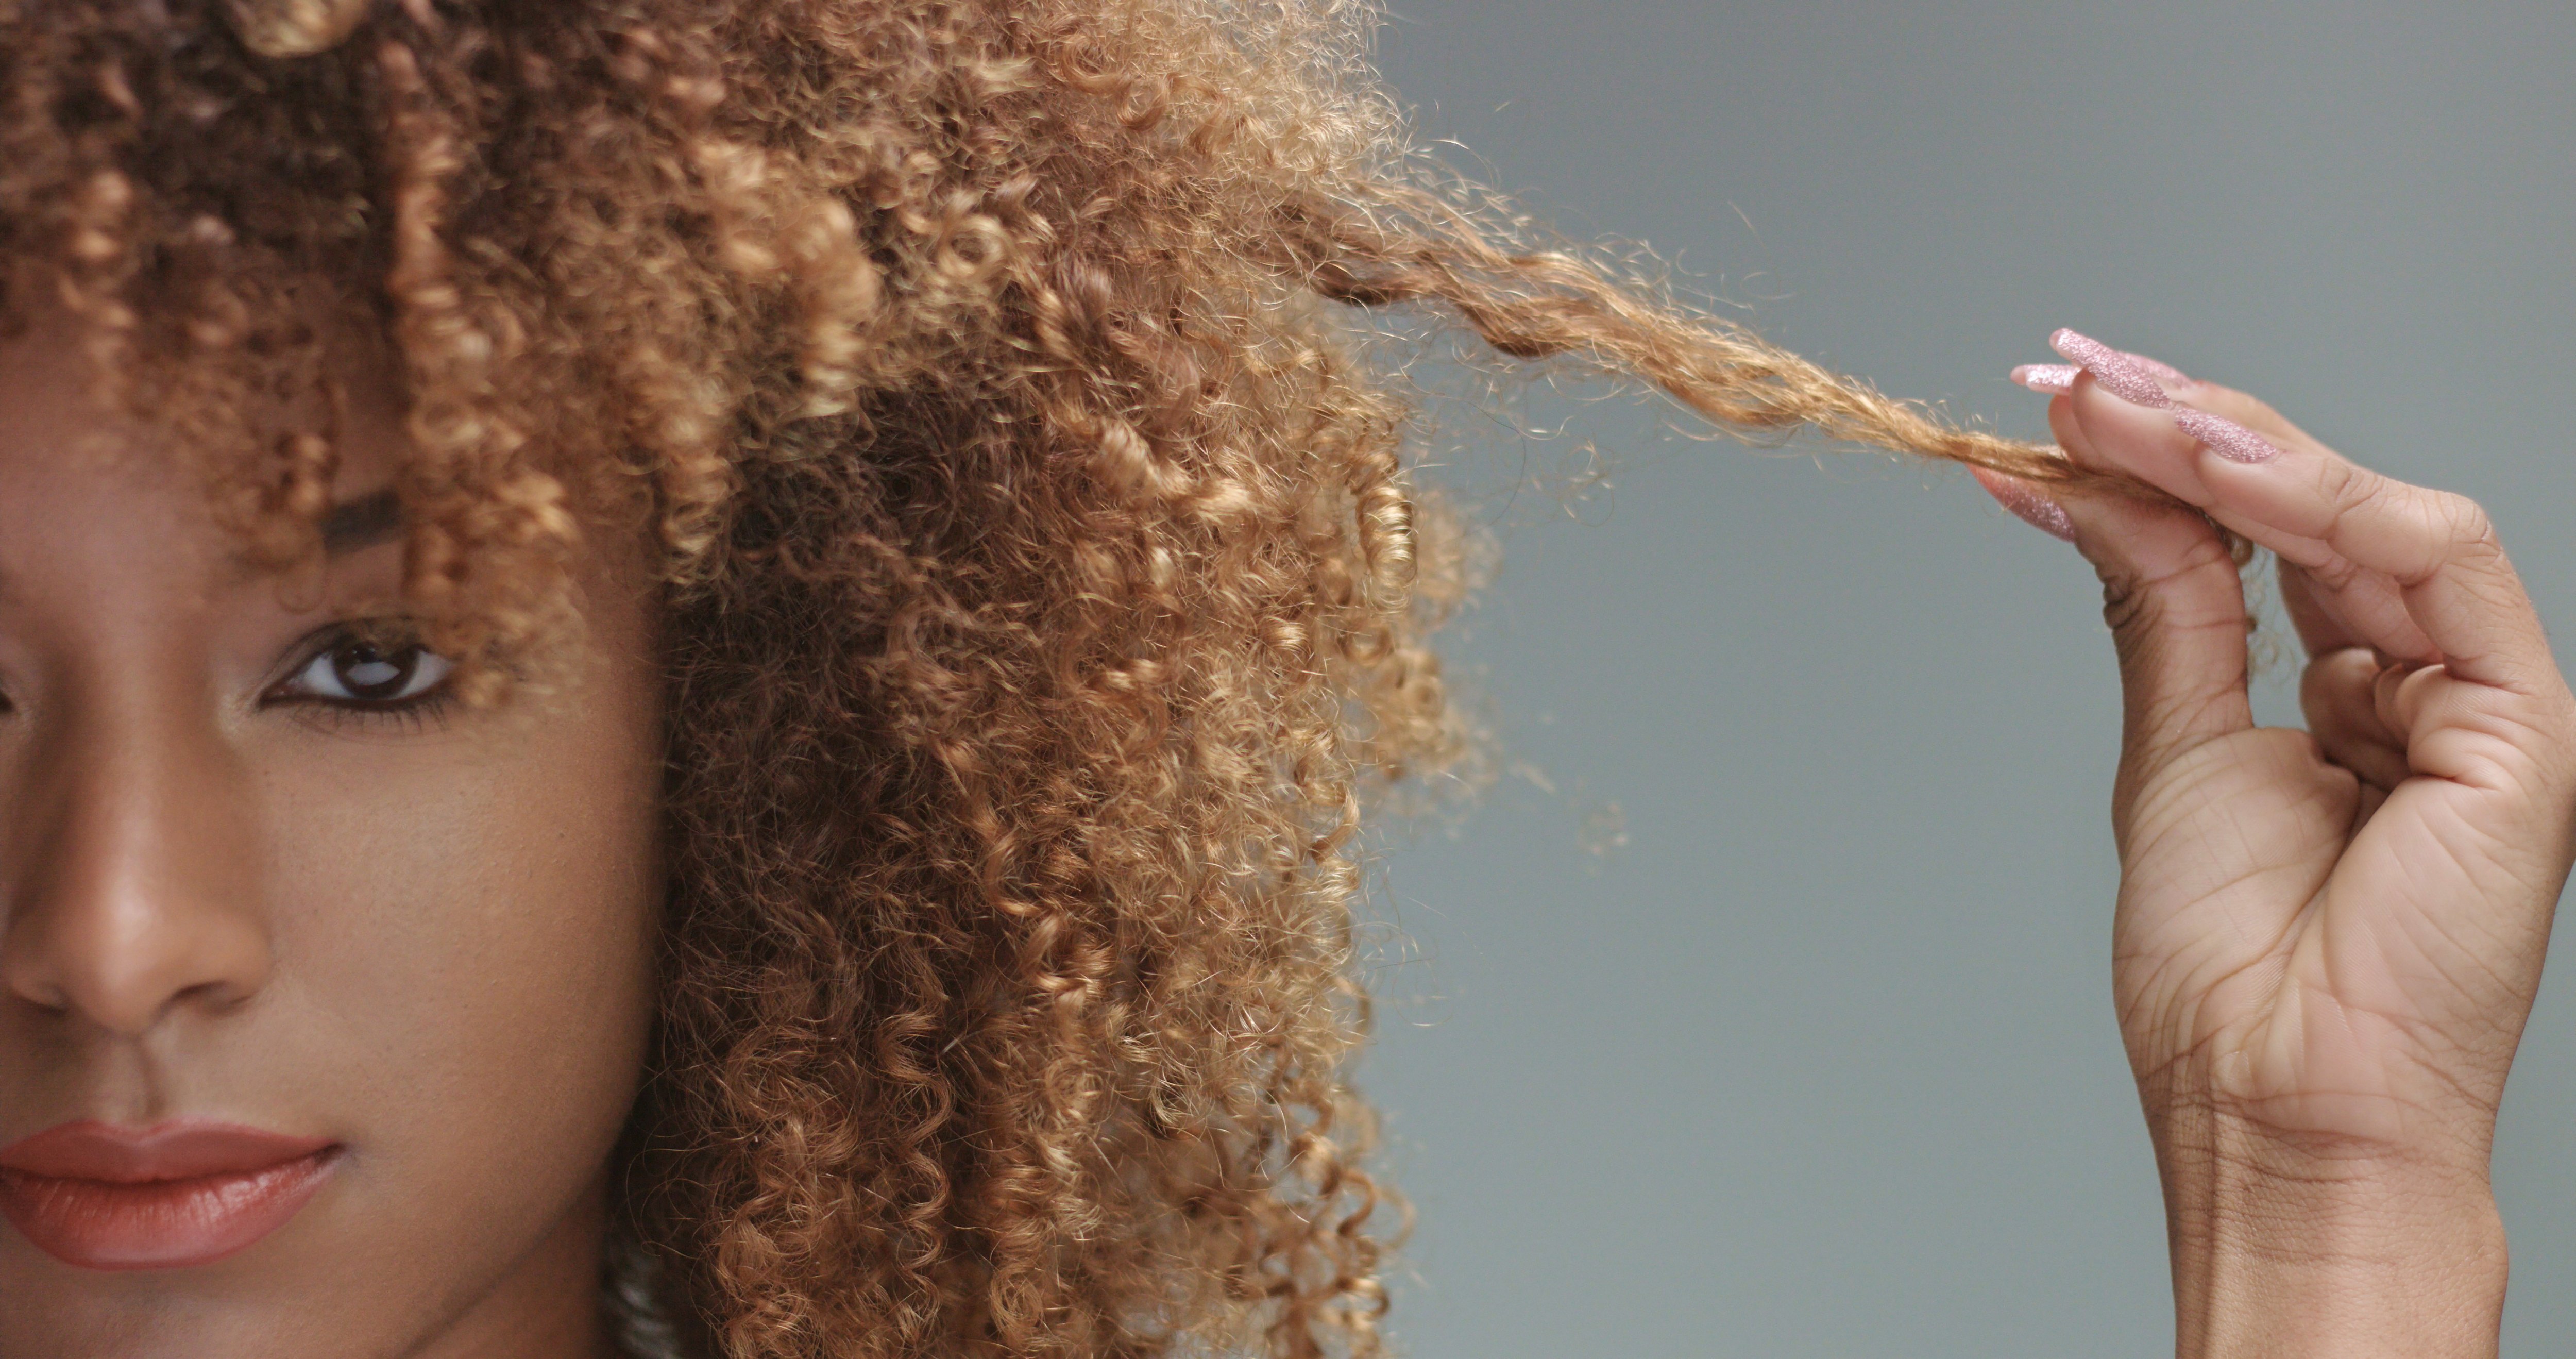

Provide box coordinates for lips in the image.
[0,1120,340,1271]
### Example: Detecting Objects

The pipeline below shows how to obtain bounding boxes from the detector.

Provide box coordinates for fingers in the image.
[2278,561,2364,656]
[2027,366,2403,672]
[1988,330,2574,801]
[2301,646,2411,792]
[1973,461,2486,798]
[2272,540,2434,662]
[2041,360,2382,651]
[2253,462,2532,684]
[2047,333,2551,692]
[2372,653,2573,795]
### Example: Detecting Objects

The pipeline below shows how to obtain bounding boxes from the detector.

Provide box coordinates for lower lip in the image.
[0,1149,340,1271]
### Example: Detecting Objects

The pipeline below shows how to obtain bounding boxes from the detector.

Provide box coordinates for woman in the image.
[0,3,2562,1358]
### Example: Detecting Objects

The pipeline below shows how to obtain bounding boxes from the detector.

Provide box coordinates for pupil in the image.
[334,644,414,699]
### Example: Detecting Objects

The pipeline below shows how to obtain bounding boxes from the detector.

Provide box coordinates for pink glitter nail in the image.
[2121,350,2191,386]
[2173,410,2281,464]
[2049,328,2174,409]
[2011,363,2080,395]
[1972,467,2077,543]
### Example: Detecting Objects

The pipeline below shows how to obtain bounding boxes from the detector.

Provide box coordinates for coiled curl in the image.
[222,0,372,58]
[0,3,2079,1356]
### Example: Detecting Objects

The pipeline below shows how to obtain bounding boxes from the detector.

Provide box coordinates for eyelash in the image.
[264,625,460,732]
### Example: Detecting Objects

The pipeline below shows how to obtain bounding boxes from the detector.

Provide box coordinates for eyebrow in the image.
[319,489,404,556]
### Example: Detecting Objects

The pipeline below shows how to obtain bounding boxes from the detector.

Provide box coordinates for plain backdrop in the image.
[1356,4,2576,1356]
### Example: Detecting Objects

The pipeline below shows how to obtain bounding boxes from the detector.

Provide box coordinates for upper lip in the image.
[0,1120,336,1183]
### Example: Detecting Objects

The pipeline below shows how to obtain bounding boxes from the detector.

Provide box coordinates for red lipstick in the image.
[0,1121,339,1270]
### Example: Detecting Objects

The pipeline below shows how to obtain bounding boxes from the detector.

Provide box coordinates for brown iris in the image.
[326,643,426,702]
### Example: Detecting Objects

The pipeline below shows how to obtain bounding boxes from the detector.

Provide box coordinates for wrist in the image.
[2155,1105,2506,1359]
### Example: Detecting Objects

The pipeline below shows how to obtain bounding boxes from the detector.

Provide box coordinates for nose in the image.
[1,683,272,1037]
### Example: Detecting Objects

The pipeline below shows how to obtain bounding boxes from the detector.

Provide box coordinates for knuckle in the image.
[2430,490,2498,550]
[2096,538,2245,655]
[2323,457,2377,514]
[2298,645,2378,699]
[2096,566,2153,635]
[2304,553,2364,592]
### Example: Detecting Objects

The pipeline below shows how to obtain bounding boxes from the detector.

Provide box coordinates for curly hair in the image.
[0,2,2073,1355]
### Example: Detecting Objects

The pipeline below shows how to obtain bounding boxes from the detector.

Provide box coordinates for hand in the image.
[1980,333,2576,1359]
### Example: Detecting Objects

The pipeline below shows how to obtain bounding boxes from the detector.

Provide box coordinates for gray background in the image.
[1360,4,2576,1356]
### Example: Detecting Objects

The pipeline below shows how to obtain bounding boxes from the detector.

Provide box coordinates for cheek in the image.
[253,703,661,1255]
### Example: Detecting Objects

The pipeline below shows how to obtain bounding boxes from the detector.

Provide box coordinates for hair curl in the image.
[0,2,2077,1356]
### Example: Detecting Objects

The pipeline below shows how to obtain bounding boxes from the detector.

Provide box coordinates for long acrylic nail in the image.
[1972,466,2077,542]
[2011,363,2080,395]
[2122,350,2191,387]
[2173,409,2280,464]
[2049,328,2174,409]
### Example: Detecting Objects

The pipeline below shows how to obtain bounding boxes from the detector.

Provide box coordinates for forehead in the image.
[0,307,408,601]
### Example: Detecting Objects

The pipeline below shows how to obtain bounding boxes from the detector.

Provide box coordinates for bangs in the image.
[0,3,679,697]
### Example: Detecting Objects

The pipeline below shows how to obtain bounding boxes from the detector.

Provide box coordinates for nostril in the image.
[0,941,72,1016]
[6,978,74,1017]
[172,976,254,1015]
[1,899,273,1036]
[0,706,277,1038]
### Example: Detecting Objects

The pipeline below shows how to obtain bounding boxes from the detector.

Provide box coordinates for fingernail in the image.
[2121,350,2191,387]
[2173,409,2281,465]
[1972,466,2077,543]
[2049,328,2173,409]
[2011,363,2080,395]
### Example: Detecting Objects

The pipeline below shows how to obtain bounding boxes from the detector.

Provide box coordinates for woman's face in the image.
[0,317,665,1359]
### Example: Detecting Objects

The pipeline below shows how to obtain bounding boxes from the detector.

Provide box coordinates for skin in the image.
[0,314,662,1359]
[1984,360,2576,1357]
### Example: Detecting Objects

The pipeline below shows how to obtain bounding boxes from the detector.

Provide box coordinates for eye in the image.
[277,637,455,707]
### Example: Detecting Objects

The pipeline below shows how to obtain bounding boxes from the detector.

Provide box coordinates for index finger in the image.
[2278,560,2364,657]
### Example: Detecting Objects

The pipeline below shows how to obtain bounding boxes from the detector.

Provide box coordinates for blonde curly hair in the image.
[0,2,2064,1355]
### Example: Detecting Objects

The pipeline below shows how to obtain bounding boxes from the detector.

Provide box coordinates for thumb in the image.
[2075,491,2257,818]
[1987,472,2257,817]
